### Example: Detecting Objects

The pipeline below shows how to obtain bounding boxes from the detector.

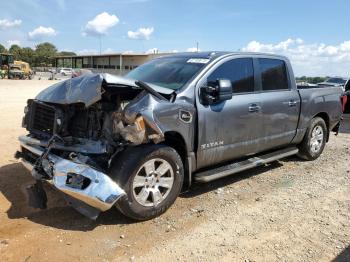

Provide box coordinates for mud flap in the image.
[333,121,341,136]
[26,181,47,209]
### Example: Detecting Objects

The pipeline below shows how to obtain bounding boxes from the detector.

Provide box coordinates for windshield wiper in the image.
[135,80,167,101]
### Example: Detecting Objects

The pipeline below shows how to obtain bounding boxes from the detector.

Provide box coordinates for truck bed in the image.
[296,86,343,137]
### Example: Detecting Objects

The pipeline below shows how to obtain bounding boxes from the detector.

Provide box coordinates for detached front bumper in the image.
[17,137,125,217]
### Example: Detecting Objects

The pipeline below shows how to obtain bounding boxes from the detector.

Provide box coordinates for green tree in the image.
[0,43,7,53]
[35,42,57,66]
[20,47,35,65]
[9,44,21,60]
[296,76,327,84]
[58,51,77,56]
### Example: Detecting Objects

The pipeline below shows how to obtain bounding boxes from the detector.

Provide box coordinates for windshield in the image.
[326,78,347,84]
[126,57,207,90]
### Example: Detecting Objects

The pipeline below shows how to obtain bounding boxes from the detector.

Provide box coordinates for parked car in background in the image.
[16,52,343,221]
[59,68,73,76]
[318,77,349,91]
[8,65,24,79]
[71,68,93,78]
[296,81,318,87]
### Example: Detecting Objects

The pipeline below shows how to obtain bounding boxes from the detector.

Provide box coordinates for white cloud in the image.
[28,26,57,41]
[296,38,304,44]
[0,19,22,30]
[77,48,117,55]
[128,27,154,40]
[187,47,200,52]
[6,40,21,47]
[123,50,135,54]
[76,49,98,55]
[83,12,119,37]
[242,38,350,76]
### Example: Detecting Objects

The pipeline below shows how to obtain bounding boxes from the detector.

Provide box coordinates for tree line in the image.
[0,42,76,67]
[295,76,328,84]
[0,43,334,81]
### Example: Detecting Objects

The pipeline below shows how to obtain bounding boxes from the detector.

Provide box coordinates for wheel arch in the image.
[163,131,192,190]
[313,112,330,141]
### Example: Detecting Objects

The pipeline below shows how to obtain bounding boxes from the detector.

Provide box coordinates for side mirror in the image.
[200,79,233,105]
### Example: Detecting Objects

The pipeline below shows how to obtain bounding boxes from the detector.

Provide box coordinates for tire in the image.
[298,117,327,160]
[110,144,184,221]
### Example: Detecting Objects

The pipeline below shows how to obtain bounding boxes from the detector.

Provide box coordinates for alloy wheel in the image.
[132,158,174,207]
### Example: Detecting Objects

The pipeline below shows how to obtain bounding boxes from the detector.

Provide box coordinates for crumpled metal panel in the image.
[123,93,196,151]
[102,73,175,95]
[36,74,103,107]
[35,73,174,107]
[20,143,125,212]
[52,157,125,211]
[123,93,165,136]
[19,135,108,154]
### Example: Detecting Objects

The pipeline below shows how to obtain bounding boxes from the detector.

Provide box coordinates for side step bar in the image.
[194,147,299,183]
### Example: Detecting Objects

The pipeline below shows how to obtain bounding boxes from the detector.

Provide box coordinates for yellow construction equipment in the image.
[9,60,33,79]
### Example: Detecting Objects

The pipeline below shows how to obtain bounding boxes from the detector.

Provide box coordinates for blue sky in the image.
[1,0,350,76]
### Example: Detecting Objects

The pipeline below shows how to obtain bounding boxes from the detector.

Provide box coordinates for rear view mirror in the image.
[200,79,233,105]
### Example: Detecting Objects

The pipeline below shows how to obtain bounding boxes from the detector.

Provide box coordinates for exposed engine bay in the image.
[15,73,192,219]
[21,74,176,168]
[28,76,169,137]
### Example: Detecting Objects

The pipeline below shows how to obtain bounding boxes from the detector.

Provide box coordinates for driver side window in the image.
[207,58,255,93]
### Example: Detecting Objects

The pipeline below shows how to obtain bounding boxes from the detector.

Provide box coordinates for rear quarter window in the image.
[258,58,289,91]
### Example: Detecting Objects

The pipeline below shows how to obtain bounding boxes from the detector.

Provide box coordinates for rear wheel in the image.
[110,144,184,221]
[298,117,327,160]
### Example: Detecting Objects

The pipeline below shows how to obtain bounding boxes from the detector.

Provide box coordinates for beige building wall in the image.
[56,53,167,76]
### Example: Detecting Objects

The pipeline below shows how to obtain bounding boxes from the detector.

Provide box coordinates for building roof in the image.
[153,51,289,61]
[55,51,288,61]
[55,52,169,58]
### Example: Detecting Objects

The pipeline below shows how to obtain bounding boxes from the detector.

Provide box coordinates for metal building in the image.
[55,53,167,75]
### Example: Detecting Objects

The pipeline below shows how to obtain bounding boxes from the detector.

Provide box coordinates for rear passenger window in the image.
[258,58,289,91]
[207,58,254,93]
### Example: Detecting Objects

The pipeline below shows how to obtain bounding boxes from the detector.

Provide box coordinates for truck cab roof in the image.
[159,51,289,61]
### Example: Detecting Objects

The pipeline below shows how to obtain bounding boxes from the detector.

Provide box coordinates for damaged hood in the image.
[35,73,174,107]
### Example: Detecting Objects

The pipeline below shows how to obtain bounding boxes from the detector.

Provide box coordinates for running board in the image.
[194,147,299,183]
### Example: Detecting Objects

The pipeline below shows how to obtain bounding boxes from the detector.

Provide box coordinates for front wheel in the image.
[110,144,184,221]
[298,117,327,160]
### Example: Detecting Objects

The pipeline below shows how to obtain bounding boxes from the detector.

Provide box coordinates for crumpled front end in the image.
[17,137,125,219]
[16,73,186,219]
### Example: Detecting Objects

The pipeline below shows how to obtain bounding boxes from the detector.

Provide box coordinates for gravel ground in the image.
[0,79,349,262]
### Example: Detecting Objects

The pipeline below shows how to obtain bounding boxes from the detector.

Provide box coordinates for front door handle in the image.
[288,100,297,107]
[248,104,261,112]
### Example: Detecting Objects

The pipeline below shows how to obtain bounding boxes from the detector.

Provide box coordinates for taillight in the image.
[341,94,348,112]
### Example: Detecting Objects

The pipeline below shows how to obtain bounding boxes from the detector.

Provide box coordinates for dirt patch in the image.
[0,79,349,261]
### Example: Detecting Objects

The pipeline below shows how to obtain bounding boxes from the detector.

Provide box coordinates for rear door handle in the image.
[249,104,261,112]
[288,100,297,107]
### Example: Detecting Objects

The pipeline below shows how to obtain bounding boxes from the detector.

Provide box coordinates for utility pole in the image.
[196,41,199,52]
[99,35,102,55]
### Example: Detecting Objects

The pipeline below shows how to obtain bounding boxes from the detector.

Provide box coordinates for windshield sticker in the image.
[187,58,210,64]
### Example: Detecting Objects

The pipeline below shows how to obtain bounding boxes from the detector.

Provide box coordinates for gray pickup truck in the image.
[16,52,343,220]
